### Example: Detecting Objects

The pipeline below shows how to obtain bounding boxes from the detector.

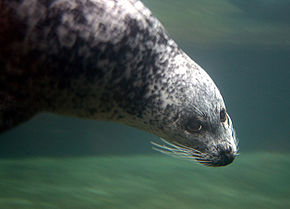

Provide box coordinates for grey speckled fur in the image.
[0,0,238,166]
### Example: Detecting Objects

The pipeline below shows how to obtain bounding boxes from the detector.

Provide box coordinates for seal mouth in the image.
[151,138,238,167]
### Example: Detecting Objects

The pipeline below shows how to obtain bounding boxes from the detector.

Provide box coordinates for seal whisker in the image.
[151,139,216,166]
[195,158,210,162]
[174,155,212,165]
[196,160,211,164]
[152,139,202,156]
[152,147,193,158]
[152,139,217,166]
[192,106,205,118]
[152,145,195,157]
[151,138,209,165]
[150,141,194,155]
[191,153,202,158]
[198,162,213,166]
[158,138,187,150]
[172,141,203,154]
[159,138,203,155]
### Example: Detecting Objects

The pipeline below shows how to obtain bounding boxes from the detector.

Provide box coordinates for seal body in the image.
[0,0,238,166]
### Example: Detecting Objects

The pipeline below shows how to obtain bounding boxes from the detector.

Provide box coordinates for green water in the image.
[0,153,289,209]
[1,0,290,208]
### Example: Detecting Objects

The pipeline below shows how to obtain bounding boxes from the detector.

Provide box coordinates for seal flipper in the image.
[0,94,36,133]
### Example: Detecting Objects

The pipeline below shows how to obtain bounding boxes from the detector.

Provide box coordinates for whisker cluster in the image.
[151,138,212,166]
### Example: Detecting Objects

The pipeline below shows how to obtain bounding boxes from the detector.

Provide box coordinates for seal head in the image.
[145,51,238,167]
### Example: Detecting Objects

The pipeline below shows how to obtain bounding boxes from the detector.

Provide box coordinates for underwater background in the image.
[0,0,290,208]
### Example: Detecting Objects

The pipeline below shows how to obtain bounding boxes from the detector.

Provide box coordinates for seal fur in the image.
[0,0,238,166]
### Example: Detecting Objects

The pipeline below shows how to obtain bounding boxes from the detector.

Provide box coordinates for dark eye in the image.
[185,120,202,133]
[220,108,227,123]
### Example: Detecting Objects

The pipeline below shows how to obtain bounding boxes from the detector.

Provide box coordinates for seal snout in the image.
[214,146,236,167]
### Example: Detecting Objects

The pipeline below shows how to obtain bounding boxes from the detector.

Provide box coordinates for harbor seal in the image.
[0,0,238,166]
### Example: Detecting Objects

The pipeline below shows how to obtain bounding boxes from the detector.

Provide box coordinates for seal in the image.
[0,0,238,166]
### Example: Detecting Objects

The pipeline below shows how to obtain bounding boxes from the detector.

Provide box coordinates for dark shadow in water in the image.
[0,114,156,158]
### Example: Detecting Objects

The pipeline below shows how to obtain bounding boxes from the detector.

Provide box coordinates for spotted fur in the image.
[0,0,238,166]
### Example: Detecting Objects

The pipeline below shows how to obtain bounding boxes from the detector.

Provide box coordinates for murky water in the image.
[0,0,290,208]
[0,153,290,209]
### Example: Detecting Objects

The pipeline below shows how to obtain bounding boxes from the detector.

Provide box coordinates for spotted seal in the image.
[0,0,238,166]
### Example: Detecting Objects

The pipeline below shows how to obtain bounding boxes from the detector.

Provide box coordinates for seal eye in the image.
[185,121,202,133]
[220,109,227,123]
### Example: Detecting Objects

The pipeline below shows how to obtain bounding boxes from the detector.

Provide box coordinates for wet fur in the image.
[0,0,238,166]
